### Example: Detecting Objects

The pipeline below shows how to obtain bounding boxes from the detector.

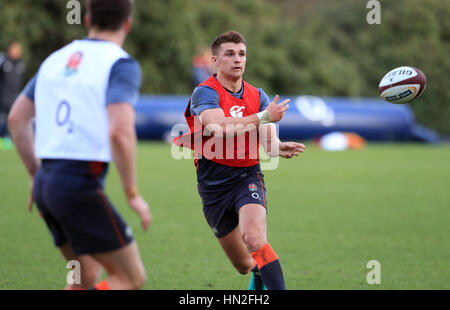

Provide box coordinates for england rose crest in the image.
[65,51,83,76]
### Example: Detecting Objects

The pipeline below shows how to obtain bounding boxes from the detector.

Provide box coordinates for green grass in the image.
[0,142,449,289]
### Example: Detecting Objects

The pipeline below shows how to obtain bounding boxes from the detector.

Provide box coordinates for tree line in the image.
[1,0,448,135]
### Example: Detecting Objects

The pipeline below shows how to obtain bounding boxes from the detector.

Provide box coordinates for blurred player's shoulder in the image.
[111,57,141,77]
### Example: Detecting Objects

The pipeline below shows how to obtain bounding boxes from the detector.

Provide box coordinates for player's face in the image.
[213,42,246,80]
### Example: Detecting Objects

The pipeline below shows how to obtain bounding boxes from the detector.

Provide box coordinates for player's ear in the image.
[84,14,91,28]
[123,18,132,34]
[211,55,218,66]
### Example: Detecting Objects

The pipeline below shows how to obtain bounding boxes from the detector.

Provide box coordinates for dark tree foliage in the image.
[1,0,448,134]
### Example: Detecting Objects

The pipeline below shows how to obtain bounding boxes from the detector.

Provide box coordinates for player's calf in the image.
[232,259,255,275]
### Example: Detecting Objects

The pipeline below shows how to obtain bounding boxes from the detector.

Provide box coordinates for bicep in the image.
[107,102,135,135]
[8,94,35,125]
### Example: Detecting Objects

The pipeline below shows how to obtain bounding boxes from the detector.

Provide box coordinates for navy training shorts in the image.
[198,168,267,238]
[33,159,134,255]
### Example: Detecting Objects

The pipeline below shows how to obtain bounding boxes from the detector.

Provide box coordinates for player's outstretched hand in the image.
[128,195,152,231]
[265,95,290,123]
[279,142,306,159]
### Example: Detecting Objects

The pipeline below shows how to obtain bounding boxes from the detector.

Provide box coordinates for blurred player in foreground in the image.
[8,0,151,290]
[174,31,306,290]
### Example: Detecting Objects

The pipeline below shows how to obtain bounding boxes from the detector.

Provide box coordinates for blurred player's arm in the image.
[259,122,306,158]
[8,94,40,177]
[106,58,151,230]
[107,103,151,230]
[107,102,137,193]
[8,93,40,212]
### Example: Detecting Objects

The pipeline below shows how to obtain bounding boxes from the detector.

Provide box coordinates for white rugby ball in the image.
[378,66,427,104]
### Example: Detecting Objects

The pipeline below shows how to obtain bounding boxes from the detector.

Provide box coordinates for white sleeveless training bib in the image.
[34,40,129,162]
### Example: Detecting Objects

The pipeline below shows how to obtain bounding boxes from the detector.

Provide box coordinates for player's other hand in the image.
[279,142,306,159]
[128,195,152,231]
[265,95,290,123]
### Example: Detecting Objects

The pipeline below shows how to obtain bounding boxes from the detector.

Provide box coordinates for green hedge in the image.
[1,0,448,134]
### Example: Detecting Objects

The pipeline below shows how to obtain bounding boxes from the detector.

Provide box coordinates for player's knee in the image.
[129,268,147,290]
[136,271,147,289]
[83,268,102,288]
[233,261,253,275]
[243,232,266,253]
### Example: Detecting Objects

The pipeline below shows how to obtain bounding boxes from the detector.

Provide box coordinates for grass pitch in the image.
[0,142,449,290]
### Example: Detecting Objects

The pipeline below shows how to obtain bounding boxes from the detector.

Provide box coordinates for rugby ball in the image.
[378,66,426,104]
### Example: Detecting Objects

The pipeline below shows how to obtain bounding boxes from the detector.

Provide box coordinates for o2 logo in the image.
[56,101,74,133]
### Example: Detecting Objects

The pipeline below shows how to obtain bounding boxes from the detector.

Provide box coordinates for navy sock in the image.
[251,243,286,290]
[259,259,285,290]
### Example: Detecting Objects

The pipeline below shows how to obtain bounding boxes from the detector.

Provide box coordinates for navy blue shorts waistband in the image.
[41,159,109,177]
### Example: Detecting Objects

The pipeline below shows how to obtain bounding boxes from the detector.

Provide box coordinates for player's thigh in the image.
[238,203,267,251]
[59,243,102,288]
[91,241,145,281]
[47,183,134,255]
[218,226,254,274]
[233,172,268,248]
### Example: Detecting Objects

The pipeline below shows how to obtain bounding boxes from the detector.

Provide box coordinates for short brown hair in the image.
[211,31,246,55]
[86,0,134,31]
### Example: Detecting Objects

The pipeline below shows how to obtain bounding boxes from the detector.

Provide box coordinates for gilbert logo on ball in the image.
[378,66,426,104]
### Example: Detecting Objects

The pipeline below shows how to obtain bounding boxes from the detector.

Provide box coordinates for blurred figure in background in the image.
[192,46,215,86]
[0,41,25,148]
[8,0,151,290]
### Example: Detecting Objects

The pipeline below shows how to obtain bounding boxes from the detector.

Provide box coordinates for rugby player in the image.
[174,31,306,290]
[8,0,151,290]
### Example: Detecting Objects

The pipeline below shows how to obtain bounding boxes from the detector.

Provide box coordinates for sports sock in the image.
[90,280,111,290]
[251,262,258,273]
[248,262,265,290]
[250,243,286,290]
